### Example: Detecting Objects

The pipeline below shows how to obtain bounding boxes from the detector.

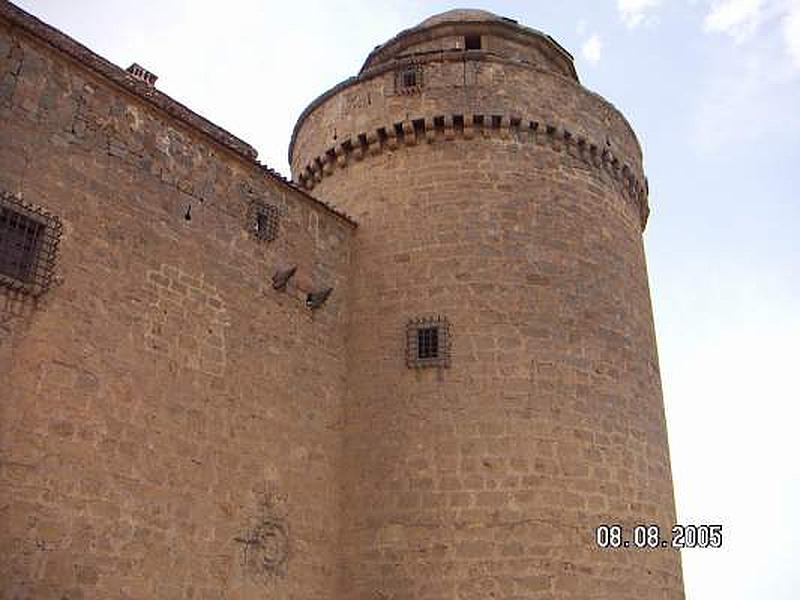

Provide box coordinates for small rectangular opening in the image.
[0,207,43,283]
[396,65,423,93]
[0,191,62,297]
[465,34,482,50]
[256,213,270,233]
[253,203,280,242]
[407,316,450,369]
[417,327,439,359]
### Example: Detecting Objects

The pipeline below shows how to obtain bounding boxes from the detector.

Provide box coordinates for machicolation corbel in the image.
[296,113,649,229]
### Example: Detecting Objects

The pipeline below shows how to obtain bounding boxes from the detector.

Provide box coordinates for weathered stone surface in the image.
[0,3,683,599]
[291,9,683,600]
[0,3,352,598]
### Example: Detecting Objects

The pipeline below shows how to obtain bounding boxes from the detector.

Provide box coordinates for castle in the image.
[0,2,684,598]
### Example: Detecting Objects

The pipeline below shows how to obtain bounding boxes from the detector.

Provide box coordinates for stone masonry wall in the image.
[0,11,353,600]
[290,51,643,196]
[291,30,683,600]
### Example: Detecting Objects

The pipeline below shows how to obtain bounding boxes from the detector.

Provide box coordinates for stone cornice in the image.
[295,113,650,231]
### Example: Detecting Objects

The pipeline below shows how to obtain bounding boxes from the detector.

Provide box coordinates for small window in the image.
[465,34,482,50]
[0,211,42,282]
[249,201,280,242]
[395,64,423,93]
[417,327,439,359]
[407,316,451,368]
[256,213,271,235]
[0,191,62,296]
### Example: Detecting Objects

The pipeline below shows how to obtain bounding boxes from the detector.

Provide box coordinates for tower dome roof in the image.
[358,8,575,79]
[416,9,508,28]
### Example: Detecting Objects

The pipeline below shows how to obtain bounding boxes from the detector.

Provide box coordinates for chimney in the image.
[126,63,158,87]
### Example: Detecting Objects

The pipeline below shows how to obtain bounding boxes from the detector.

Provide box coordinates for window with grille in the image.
[417,327,439,359]
[395,64,423,93]
[249,201,280,242]
[407,316,451,368]
[0,191,61,296]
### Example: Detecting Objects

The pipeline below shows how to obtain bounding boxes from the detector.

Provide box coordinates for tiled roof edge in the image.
[0,1,258,160]
[0,0,357,227]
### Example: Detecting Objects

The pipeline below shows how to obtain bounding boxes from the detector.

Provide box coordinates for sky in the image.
[12,0,800,597]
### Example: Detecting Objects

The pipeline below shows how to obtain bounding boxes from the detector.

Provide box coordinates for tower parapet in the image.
[291,10,648,229]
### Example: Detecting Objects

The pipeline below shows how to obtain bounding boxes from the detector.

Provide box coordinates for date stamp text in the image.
[594,524,722,549]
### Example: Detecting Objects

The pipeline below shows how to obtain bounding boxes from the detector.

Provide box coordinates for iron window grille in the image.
[406,316,451,368]
[395,64,423,94]
[0,191,62,296]
[249,200,280,242]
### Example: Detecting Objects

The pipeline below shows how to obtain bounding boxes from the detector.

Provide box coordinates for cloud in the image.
[704,0,764,41]
[617,0,662,28]
[692,0,800,153]
[784,2,800,67]
[702,1,800,67]
[581,34,603,64]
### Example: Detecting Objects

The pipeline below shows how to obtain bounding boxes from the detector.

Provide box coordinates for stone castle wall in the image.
[0,6,353,599]
[0,3,684,599]
[291,24,682,600]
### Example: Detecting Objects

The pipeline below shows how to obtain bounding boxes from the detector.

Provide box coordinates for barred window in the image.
[401,69,417,88]
[417,327,439,359]
[249,201,280,242]
[395,64,423,94]
[407,316,451,368]
[0,191,61,296]
[0,211,42,281]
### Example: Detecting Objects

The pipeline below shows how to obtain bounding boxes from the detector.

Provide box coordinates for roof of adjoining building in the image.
[0,0,356,226]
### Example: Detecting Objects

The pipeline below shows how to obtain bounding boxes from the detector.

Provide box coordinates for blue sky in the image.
[14,1,800,597]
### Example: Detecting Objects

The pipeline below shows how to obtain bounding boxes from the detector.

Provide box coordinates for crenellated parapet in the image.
[296,113,650,229]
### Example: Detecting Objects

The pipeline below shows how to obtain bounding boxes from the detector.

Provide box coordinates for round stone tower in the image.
[291,9,683,599]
